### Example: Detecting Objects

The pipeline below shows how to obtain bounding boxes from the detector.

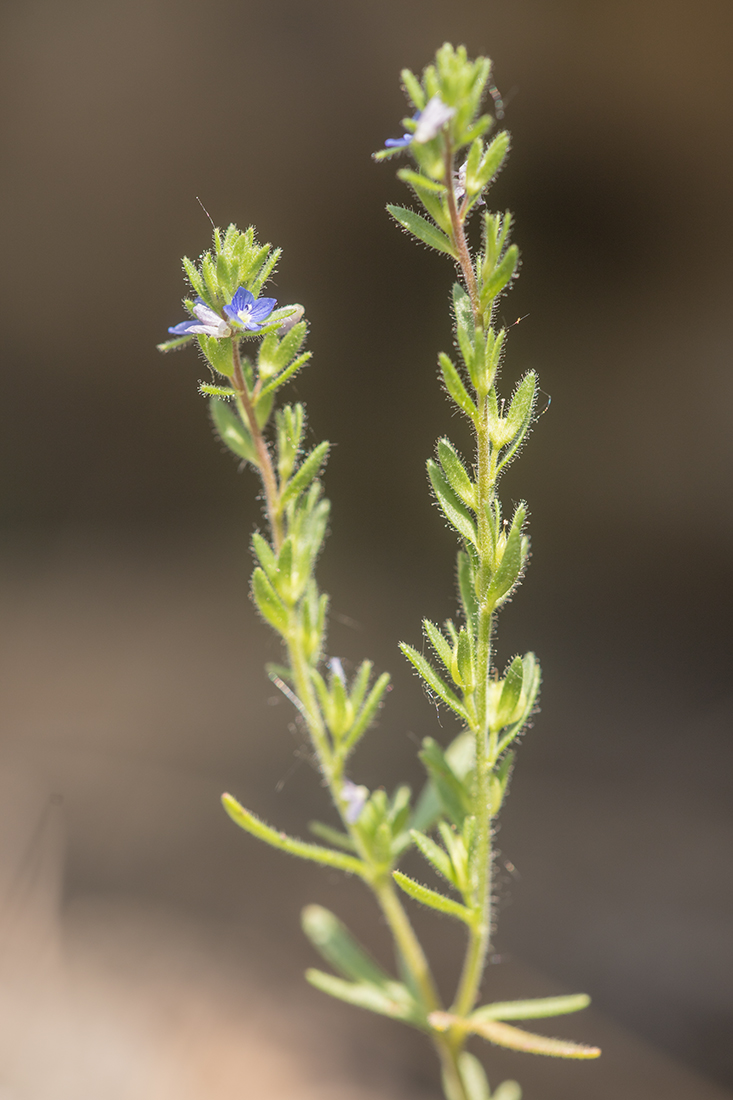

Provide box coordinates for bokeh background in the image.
[0,1,732,1097]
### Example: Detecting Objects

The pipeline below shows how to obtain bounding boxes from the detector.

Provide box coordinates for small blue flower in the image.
[341,780,368,825]
[383,96,456,152]
[168,298,232,338]
[385,131,413,149]
[385,109,419,149]
[413,95,455,143]
[224,287,277,332]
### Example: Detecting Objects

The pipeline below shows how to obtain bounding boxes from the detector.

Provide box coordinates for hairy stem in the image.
[231,339,284,550]
[444,140,480,323]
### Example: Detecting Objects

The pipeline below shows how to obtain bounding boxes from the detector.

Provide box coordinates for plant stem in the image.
[444,140,480,324]
[443,143,496,1026]
[230,339,284,551]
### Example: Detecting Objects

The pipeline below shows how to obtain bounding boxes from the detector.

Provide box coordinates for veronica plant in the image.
[158,43,599,1100]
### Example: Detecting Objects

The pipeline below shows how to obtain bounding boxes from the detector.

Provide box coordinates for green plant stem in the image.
[444,135,496,1029]
[230,297,467,1099]
[444,140,480,324]
[231,339,284,550]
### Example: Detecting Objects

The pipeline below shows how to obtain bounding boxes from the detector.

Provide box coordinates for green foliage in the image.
[158,40,597,1100]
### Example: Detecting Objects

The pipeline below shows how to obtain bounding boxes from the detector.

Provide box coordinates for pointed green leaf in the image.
[342,671,391,753]
[439,352,478,419]
[399,644,469,722]
[392,871,473,924]
[427,459,478,547]
[457,550,479,628]
[457,1052,490,1100]
[495,656,524,729]
[157,334,194,353]
[305,969,420,1023]
[410,829,455,885]
[221,794,365,875]
[423,619,453,672]
[400,68,426,110]
[397,168,446,195]
[251,531,277,583]
[497,372,537,472]
[481,244,519,307]
[491,1083,522,1100]
[487,505,526,602]
[429,1011,600,1059]
[475,130,510,189]
[387,205,457,257]
[471,994,591,1022]
[280,441,330,505]
[453,283,476,373]
[438,438,476,509]
[258,351,313,399]
[252,566,289,634]
[419,738,471,827]
[301,905,393,986]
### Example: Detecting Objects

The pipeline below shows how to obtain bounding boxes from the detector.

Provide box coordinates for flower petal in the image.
[385,134,412,148]
[249,296,277,321]
[413,96,455,143]
[224,287,255,320]
[168,320,204,335]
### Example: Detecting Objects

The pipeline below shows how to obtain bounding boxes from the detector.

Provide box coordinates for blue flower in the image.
[413,95,455,143]
[168,298,232,338]
[341,780,368,825]
[384,96,456,151]
[224,287,277,332]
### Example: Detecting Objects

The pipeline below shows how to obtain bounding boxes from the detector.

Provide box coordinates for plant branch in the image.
[230,338,284,550]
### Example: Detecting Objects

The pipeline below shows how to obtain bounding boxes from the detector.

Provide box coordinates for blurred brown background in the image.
[0,0,732,1097]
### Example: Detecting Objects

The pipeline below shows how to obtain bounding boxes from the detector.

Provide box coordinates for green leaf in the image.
[497,372,537,472]
[399,644,469,722]
[392,871,473,924]
[427,460,478,547]
[342,670,391,753]
[471,994,591,1022]
[452,283,476,374]
[457,550,479,628]
[397,168,446,195]
[305,969,421,1024]
[410,828,455,885]
[439,352,478,419]
[301,905,394,986]
[198,334,235,377]
[438,438,475,509]
[157,334,193,353]
[252,566,289,634]
[199,383,235,398]
[401,67,426,110]
[210,397,257,464]
[475,130,510,189]
[491,1083,522,1100]
[419,738,471,827]
[481,244,519,307]
[258,351,313,399]
[182,255,206,299]
[454,627,475,691]
[429,1011,601,1059]
[221,794,365,875]
[251,531,277,583]
[280,441,330,505]
[423,619,453,672]
[387,205,457,257]
[495,656,524,729]
[457,1052,490,1100]
[487,505,526,603]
